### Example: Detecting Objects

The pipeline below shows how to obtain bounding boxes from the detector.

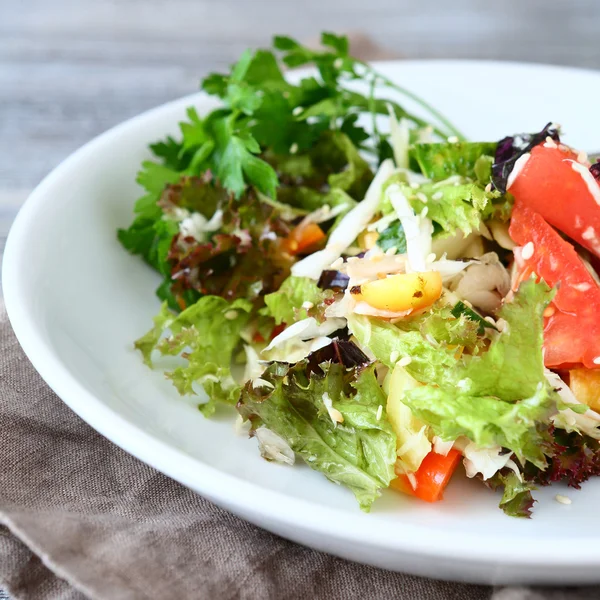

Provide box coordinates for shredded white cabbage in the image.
[179,209,224,242]
[459,440,521,481]
[546,370,600,440]
[254,427,295,465]
[432,436,455,457]
[387,105,410,169]
[448,252,510,313]
[243,344,264,383]
[262,317,346,363]
[291,159,395,279]
[386,184,432,273]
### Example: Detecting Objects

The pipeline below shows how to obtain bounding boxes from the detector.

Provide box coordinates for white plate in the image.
[5,60,600,585]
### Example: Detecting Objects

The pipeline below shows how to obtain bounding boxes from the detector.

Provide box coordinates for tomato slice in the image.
[509,200,600,369]
[509,144,600,258]
[390,449,461,503]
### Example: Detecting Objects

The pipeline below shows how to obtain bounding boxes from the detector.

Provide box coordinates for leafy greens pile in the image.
[119,33,600,517]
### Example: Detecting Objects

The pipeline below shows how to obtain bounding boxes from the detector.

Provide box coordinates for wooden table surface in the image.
[1,0,600,596]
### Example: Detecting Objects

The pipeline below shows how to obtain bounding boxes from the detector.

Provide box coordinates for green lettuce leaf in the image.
[410,141,497,181]
[462,279,555,401]
[349,280,557,467]
[348,314,461,385]
[380,175,501,237]
[237,361,397,511]
[402,382,554,468]
[135,296,253,416]
[262,276,332,325]
[485,470,536,518]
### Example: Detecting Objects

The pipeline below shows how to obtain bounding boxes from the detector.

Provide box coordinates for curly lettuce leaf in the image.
[237,361,397,511]
[349,280,557,467]
[135,297,253,416]
[409,182,498,237]
[525,428,600,489]
[348,314,462,386]
[403,383,554,468]
[380,175,501,238]
[485,471,536,518]
[262,276,332,325]
[462,279,554,400]
[410,141,497,181]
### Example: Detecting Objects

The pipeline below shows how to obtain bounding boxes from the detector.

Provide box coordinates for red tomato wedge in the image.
[390,449,461,503]
[509,201,600,369]
[509,144,600,258]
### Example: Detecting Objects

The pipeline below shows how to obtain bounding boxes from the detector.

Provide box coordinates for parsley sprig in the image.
[183,32,464,199]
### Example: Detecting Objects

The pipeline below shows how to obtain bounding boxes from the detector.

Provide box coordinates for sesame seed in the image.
[522,241,534,260]
[416,192,428,203]
[376,405,383,421]
[330,258,344,269]
[410,182,420,190]
[390,350,400,363]
[426,253,436,263]
[555,494,572,505]
[543,306,556,318]
[301,301,314,310]
[484,183,492,193]
[543,137,558,149]
[420,207,429,218]
[484,316,496,325]
[334,57,344,69]
[385,247,397,255]
[397,356,412,367]
[582,226,596,241]
[432,191,443,201]
[447,136,459,143]
[292,106,303,116]
[593,357,600,365]
[289,143,298,154]
[224,310,238,320]
[573,282,592,292]
[347,256,360,263]
[577,150,589,164]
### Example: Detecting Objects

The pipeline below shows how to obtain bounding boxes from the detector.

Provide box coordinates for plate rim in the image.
[5,58,600,572]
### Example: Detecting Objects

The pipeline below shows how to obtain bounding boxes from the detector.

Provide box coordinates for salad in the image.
[119,33,600,517]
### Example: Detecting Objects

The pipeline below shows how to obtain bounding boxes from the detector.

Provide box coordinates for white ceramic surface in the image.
[5,61,600,585]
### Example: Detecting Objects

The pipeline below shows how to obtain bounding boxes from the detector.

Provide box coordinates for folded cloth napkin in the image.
[1,313,599,600]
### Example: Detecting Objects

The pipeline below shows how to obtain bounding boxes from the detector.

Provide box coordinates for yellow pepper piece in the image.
[353,271,442,312]
[569,368,600,412]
